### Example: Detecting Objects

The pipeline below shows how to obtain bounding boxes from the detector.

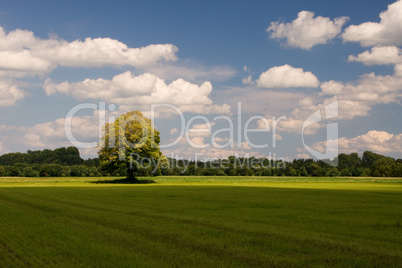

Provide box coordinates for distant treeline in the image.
[164,151,402,177]
[0,147,400,177]
[0,147,100,177]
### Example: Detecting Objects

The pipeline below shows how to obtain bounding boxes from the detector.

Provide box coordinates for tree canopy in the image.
[0,146,84,166]
[98,111,165,180]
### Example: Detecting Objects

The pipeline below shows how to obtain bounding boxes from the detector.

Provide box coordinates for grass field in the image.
[0,176,401,267]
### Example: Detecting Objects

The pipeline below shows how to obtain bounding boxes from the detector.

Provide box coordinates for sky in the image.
[0,0,401,161]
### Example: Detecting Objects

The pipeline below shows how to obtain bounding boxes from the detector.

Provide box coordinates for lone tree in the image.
[98,111,164,181]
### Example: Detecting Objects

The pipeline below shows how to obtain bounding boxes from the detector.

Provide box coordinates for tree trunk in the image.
[127,166,137,181]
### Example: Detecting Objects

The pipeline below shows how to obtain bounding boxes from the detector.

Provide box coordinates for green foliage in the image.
[0,147,104,178]
[98,111,165,178]
[326,167,340,177]
[22,167,38,177]
[9,165,21,177]
[0,146,400,178]
[299,166,309,176]
[39,166,51,177]
[286,167,297,176]
[157,151,401,177]
[0,147,84,166]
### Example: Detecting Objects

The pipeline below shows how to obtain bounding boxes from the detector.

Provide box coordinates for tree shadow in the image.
[91,178,156,184]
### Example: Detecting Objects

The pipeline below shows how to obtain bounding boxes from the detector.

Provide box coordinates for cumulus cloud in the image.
[161,122,265,159]
[260,62,402,135]
[311,130,402,155]
[0,26,178,77]
[267,11,348,49]
[254,93,374,136]
[19,111,111,158]
[257,65,320,88]
[0,80,27,107]
[43,71,231,115]
[296,153,312,159]
[239,62,402,136]
[0,111,107,158]
[320,64,402,106]
[0,50,55,75]
[312,64,402,121]
[254,107,322,136]
[24,114,101,147]
[342,0,402,47]
[242,75,253,85]
[258,115,322,135]
[35,39,178,68]
[185,122,216,147]
[348,46,402,65]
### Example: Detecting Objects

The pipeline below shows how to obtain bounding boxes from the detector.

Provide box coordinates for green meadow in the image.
[0,177,401,267]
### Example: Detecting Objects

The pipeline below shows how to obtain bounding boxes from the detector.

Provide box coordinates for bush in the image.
[9,166,21,177]
[327,168,340,177]
[23,167,39,177]
[39,167,51,177]
[0,166,5,176]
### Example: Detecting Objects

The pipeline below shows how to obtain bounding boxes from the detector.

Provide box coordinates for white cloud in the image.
[0,50,55,75]
[255,92,374,136]
[335,99,372,120]
[242,75,253,85]
[255,112,321,136]
[35,39,178,68]
[311,130,402,155]
[298,97,315,106]
[257,64,320,88]
[0,116,256,160]
[186,122,215,146]
[296,153,312,159]
[44,71,231,115]
[170,128,178,135]
[204,60,401,132]
[320,80,344,95]
[0,80,27,107]
[25,114,101,147]
[342,0,402,47]
[0,111,106,158]
[0,28,37,51]
[313,64,402,120]
[24,133,45,147]
[275,134,283,141]
[0,26,178,77]
[275,116,321,135]
[348,46,402,65]
[268,11,348,49]
[18,111,108,158]
[232,62,402,136]
[241,142,252,150]
[320,64,402,106]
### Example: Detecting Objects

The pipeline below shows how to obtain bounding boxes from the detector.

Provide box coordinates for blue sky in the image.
[0,0,401,160]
